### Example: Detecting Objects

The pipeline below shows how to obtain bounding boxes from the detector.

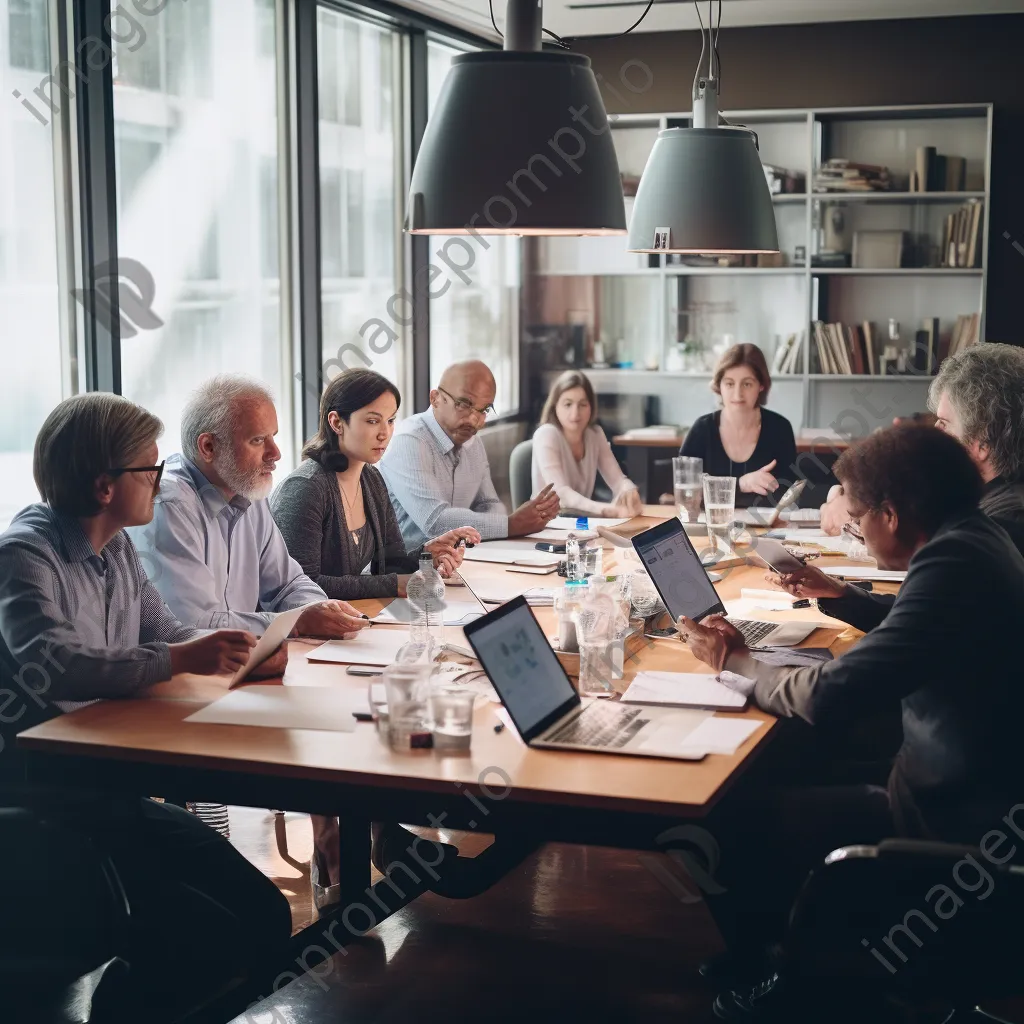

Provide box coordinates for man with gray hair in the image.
[929,342,1024,550]
[131,375,367,645]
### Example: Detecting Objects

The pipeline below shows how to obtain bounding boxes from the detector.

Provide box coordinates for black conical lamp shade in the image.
[407,51,626,236]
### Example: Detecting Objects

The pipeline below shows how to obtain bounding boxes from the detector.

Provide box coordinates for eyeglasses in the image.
[437,386,495,418]
[110,460,165,493]
[842,511,871,542]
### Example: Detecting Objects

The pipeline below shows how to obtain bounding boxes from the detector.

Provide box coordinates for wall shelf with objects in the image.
[521,102,992,436]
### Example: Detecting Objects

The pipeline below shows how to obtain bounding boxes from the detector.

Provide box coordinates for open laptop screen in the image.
[632,518,725,623]
[464,597,578,742]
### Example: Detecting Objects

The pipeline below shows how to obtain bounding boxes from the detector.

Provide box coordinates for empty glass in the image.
[382,663,433,750]
[703,475,737,554]
[582,544,603,577]
[673,456,704,524]
[630,569,664,619]
[573,589,621,697]
[554,582,587,653]
[430,686,475,752]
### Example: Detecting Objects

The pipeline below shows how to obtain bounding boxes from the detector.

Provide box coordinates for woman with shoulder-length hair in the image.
[270,368,479,601]
[531,370,642,517]
[679,342,797,508]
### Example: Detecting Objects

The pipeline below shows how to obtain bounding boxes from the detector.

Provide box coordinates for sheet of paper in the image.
[473,585,557,606]
[673,716,763,755]
[306,628,412,666]
[621,672,747,710]
[372,599,484,626]
[231,602,316,687]
[546,516,630,531]
[821,566,907,582]
[186,686,359,732]
[463,545,559,567]
[527,527,598,542]
[752,646,834,667]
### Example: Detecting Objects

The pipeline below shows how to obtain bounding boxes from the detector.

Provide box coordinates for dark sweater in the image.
[728,510,1024,842]
[270,460,421,601]
[981,476,1024,554]
[680,408,798,508]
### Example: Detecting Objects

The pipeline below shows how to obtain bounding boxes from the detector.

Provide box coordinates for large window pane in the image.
[318,8,403,391]
[112,0,293,468]
[0,0,65,528]
[426,40,519,416]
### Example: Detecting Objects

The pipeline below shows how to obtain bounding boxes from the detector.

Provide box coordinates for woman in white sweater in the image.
[531,370,642,517]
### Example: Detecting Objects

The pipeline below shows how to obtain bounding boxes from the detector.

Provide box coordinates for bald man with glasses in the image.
[380,360,560,551]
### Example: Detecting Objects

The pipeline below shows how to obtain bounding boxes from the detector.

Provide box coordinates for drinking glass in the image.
[430,686,475,752]
[573,590,618,698]
[630,569,664,619]
[582,544,603,577]
[554,582,587,653]
[382,663,433,750]
[703,475,737,554]
[367,677,388,739]
[673,456,704,524]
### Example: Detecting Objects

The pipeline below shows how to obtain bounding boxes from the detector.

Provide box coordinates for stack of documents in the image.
[620,671,749,710]
[373,599,484,626]
[464,545,558,567]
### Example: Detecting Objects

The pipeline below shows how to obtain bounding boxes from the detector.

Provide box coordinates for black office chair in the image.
[0,807,131,1023]
[782,838,1024,1021]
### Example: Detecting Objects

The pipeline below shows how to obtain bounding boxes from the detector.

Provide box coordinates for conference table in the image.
[17,506,882,980]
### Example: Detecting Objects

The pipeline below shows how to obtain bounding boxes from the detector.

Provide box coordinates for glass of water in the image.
[383,663,434,750]
[703,474,737,554]
[430,686,475,752]
[673,456,704,524]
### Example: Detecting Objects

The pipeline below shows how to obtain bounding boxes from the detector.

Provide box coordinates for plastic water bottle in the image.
[406,552,445,653]
[565,531,583,582]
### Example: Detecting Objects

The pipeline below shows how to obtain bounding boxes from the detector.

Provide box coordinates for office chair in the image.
[783,838,1024,1021]
[509,439,533,509]
[0,807,131,1023]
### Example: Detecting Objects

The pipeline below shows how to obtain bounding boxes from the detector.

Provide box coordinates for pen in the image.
[493,722,505,733]
[360,614,375,626]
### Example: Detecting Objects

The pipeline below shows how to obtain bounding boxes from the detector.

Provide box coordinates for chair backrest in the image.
[509,439,534,510]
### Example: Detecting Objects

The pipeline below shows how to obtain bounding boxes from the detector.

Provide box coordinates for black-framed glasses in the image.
[110,460,165,493]
[437,386,495,418]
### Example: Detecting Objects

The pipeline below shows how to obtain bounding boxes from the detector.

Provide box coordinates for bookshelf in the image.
[524,102,993,434]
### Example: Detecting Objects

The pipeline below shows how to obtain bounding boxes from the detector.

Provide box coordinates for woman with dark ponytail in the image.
[270,368,479,602]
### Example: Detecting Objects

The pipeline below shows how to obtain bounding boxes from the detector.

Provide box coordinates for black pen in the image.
[360,614,375,626]
[494,722,505,733]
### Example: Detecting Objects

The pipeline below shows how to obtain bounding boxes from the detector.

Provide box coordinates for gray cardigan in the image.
[270,459,421,600]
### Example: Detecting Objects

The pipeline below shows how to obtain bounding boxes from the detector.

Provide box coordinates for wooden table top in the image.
[18,510,872,820]
[613,433,851,454]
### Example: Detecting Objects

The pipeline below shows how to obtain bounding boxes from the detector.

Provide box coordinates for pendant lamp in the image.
[628,3,779,254]
[406,0,626,236]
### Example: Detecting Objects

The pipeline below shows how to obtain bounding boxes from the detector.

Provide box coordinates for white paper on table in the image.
[545,516,630,530]
[821,566,906,582]
[230,602,317,687]
[472,585,557,606]
[372,599,484,626]
[670,716,763,756]
[186,686,359,732]
[306,628,412,666]
[463,545,559,567]
[621,672,747,710]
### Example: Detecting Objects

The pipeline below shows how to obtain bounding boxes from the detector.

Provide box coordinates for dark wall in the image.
[577,14,1024,344]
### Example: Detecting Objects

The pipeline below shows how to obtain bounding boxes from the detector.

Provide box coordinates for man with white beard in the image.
[131,375,367,654]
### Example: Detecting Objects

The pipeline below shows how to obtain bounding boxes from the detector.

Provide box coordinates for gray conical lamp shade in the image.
[628,127,779,253]
[408,51,626,236]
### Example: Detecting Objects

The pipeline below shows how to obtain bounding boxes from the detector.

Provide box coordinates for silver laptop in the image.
[631,517,815,648]
[463,597,708,761]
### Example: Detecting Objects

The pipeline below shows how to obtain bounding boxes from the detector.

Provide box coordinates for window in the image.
[426,40,520,416]
[112,0,293,469]
[0,0,66,527]
[8,0,49,72]
[318,8,404,391]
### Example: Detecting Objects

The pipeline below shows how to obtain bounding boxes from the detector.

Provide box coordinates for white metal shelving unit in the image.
[528,102,993,433]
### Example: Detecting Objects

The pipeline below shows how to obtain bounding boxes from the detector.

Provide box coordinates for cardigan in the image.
[270,460,421,601]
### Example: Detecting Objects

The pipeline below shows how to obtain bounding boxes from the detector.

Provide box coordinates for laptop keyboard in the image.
[548,703,646,749]
[728,618,776,647]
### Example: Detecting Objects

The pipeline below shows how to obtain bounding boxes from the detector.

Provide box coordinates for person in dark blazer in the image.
[270,369,479,602]
[679,343,797,508]
[269,368,479,909]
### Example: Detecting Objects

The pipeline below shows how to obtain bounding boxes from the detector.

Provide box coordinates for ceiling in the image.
[405,0,1024,44]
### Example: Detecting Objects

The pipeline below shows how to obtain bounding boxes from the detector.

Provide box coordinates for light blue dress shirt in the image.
[129,454,326,634]
[378,408,508,551]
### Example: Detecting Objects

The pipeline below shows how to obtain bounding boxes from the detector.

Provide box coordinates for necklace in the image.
[339,475,363,538]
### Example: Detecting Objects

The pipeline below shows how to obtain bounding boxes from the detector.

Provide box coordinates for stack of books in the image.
[941,200,984,268]
[812,321,876,375]
[947,313,981,358]
[770,331,804,374]
[814,158,893,192]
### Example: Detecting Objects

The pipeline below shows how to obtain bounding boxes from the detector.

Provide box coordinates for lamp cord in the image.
[488,0,656,50]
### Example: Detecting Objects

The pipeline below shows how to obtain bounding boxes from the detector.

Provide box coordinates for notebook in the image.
[620,671,749,711]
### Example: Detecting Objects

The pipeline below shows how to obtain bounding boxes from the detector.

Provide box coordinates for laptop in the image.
[631,517,815,649]
[463,596,708,760]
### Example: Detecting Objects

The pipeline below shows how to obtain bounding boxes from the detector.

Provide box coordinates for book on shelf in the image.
[948,313,980,359]
[942,200,984,267]
[914,147,967,193]
[811,318,966,376]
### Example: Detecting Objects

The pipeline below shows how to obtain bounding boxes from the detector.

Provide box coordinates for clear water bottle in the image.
[565,532,583,582]
[406,551,445,653]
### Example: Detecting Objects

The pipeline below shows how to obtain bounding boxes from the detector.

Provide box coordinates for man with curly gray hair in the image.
[929,342,1024,548]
